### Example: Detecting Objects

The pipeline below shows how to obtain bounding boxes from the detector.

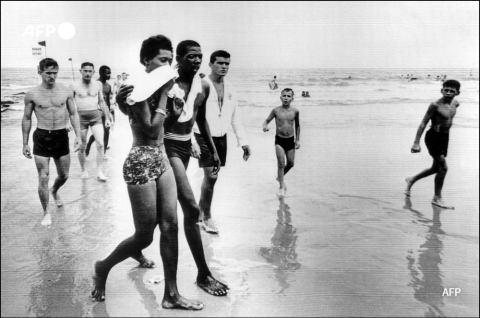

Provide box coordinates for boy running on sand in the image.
[405,80,461,209]
[263,88,300,196]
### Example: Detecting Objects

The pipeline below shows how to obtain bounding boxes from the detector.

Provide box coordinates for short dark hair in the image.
[99,65,110,74]
[210,50,230,64]
[281,88,294,96]
[38,58,58,71]
[139,34,173,66]
[81,62,94,69]
[176,40,200,58]
[443,79,461,92]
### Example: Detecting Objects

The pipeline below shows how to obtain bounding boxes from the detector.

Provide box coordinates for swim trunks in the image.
[123,145,170,185]
[32,128,70,158]
[275,135,295,153]
[194,133,227,168]
[425,129,449,157]
[164,138,192,168]
[78,109,103,130]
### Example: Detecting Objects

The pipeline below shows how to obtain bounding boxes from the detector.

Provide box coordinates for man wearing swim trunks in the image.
[85,65,113,159]
[191,50,251,234]
[263,88,300,197]
[405,80,461,209]
[22,58,81,226]
[70,62,112,181]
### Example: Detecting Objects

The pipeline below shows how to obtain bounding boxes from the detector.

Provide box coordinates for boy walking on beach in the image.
[263,88,300,196]
[405,80,461,209]
[22,58,81,226]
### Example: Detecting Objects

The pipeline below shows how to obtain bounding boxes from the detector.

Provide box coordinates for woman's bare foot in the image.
[41,212,52,226]
[91,261,107,301]
[132,254,155,268]
[162,296,203,310]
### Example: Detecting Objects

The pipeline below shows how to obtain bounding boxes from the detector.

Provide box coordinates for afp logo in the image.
[22,22,76,40]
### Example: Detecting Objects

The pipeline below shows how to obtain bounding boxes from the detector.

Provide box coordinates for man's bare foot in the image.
[50,188,63,207]
[97,172,108,182]
[197,275,229,296]
[404,178,413,196]
[81,171,89,179]
[201,219,219,234]
[132,254,155,268]
[41,212,52,226]
[91,261,107,301]
[162,296,203,310]
[431,198,454,210]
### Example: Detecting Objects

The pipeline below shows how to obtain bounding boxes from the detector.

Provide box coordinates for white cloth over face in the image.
[169,72,202,123]
[126,65,176,105]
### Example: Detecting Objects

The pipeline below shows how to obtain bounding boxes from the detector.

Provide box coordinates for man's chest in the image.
[76,85,98,98]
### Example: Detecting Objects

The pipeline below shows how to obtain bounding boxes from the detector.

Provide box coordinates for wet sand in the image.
[1,109,478,317]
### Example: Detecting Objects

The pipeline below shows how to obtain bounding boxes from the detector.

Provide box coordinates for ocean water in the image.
[2,67,479,130]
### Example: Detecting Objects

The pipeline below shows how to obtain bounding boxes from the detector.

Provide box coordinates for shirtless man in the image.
[192,50,251,234]
[116,40,229,297]
[70,62,112,181]
[22,58,81,226]
[405,80,461,209]
[263,88,301,197]
[85,66,113,159]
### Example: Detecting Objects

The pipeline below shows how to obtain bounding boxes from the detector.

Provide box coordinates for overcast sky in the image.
[1,1,478,73]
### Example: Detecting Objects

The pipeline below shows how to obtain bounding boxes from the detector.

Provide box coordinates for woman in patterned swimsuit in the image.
[91,35,203,310]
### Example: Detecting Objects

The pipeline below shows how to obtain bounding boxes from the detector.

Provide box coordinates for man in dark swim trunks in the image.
[22,58,81,226]
[263,88,300,197]
[405,80,461,209]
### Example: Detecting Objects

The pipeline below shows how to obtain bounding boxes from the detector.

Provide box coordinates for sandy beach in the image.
[1,94,478,316]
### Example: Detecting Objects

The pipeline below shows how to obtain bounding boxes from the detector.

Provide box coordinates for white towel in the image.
[126,65,176,105]
[169,72,202,123]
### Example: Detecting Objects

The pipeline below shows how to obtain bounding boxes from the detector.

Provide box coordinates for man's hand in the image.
[242,145,251,161]
[211,152,221,175]
[73,136,81,152]
[262,125,269,132]
[191,143,201,159]
[295,141,300,150]
[411,143,421,153]
[23,144,32,159]
[116,85,134,105]
[105,119,112,128]
[66,122,73,132]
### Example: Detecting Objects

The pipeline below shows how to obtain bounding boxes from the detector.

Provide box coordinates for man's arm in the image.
[22,92,35,159]
[66,89,82,152]
[294,109,300,149]
[196,84,220,173]
[97,83,111,127]
[116,85,134,115]
[411,102,436,153]
[262,108,276,132]
[231,97,251,160]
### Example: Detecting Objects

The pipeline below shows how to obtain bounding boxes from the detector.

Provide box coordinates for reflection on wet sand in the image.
[405,197,446,317]
[259,197,300,293]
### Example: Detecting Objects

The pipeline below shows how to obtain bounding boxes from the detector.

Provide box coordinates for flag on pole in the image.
[38,41,46,46]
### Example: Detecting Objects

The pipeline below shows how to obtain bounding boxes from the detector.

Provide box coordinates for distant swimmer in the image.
[70,62,113,181]
[405,80,461,209]
[305,91,310,97]
[269,76,278,90]
[301,91,305,97]
[22,58,81,226]
[263,88,300,197]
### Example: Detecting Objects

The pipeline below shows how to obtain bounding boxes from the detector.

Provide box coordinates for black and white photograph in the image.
[1,1,478,316]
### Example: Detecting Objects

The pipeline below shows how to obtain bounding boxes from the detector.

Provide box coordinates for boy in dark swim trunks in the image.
[405,80,461,209]
[263,88,300,197]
